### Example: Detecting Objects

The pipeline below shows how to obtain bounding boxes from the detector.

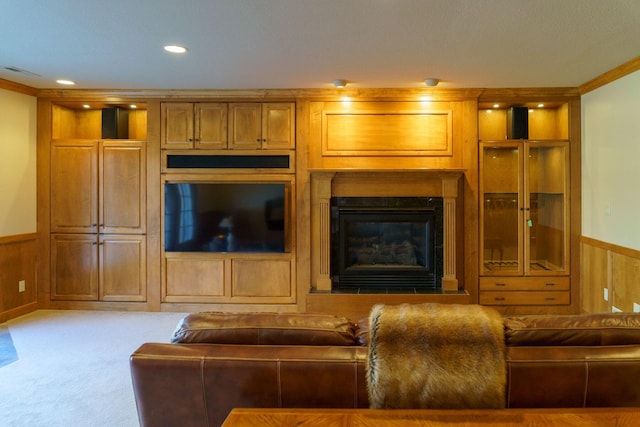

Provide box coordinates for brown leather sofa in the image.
[130,310,640,427]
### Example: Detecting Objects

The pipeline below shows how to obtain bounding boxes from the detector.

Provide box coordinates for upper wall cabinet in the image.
[161,103,228,149]
[229,103,295,150]
[162,102,295,151]
[50,139,146,234]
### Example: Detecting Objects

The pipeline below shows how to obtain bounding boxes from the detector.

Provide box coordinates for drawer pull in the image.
[545,297,556,301]
[495,283,507,287]
[495,297,506,301]
[545,283,556,287]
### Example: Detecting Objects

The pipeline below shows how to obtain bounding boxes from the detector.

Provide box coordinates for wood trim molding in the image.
[0,233,37,244]
[581,235,640,260]
[0,78,38,96]
[36,88,484,102]
[579,56,640,95]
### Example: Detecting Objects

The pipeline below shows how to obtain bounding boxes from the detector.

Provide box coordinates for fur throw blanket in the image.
[366,303,506,409]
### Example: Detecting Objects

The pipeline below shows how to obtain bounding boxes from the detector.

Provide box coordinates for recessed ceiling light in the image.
[56,79,75,85]
[82,104,90,109]
[538,103,545,108]
[164,45,188,54]
[130,105,137,109]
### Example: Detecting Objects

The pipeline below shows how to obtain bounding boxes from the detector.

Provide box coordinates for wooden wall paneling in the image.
[478,108,506,141]
[581,237,640,314]
[611,252,640,312]
[309,101,465,171]
[0,234,38,323]
[128,109,148,140]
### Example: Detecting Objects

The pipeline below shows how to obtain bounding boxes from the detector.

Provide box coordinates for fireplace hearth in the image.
[331,197,443,292]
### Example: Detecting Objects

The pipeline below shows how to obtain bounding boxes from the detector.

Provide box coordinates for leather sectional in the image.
[130,309,640,427]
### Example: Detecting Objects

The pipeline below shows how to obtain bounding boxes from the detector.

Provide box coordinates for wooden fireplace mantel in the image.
[310,169,464,293]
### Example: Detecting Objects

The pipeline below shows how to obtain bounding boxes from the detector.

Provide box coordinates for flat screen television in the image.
[164,182,287,253]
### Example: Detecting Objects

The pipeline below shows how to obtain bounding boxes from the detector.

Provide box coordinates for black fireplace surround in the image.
[330,197,443,292]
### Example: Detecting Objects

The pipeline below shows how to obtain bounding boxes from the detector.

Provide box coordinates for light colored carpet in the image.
[0,310,187,427]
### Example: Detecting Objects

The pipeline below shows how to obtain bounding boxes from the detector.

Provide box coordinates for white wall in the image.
[0,88,37,237]
[582,70,640,251]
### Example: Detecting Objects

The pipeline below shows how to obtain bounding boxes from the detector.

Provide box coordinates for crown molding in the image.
[0,78,38,96]
[579,56,640,95]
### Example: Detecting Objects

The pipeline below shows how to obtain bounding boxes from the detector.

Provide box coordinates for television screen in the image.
[164,183,286,253]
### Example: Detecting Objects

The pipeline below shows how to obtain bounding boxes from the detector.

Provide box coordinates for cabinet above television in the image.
[161,102,295,150]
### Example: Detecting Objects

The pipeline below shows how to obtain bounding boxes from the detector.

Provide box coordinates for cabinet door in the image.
[99,235,147,302]
[231,258,293,300]
[50,141,98,233]
[262,103,295,149]
[229,103,262,149]
[480,142,524,275]
[196,103,228,149]
[526,141,570,274]
[163,257,226,302]
[100,141,146,234]
[51,234,99,300]
[162,103,194,148]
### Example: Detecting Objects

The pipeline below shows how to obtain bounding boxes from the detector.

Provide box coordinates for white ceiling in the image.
[1,0,639,90]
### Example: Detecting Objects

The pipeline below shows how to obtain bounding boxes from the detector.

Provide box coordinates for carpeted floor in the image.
[0,324,18,368]
[0,310,187,427]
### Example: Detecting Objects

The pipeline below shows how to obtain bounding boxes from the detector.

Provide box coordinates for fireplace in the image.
[331,197,443,292]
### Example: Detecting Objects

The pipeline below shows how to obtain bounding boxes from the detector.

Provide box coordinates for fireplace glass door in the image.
[331,197,443,291]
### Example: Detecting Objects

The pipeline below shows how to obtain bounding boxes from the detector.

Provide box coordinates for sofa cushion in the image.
[171,312,358,345]
[504,313,640,346]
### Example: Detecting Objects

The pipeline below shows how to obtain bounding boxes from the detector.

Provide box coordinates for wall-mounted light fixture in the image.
[333,79,347,88]
[424,78,440,87]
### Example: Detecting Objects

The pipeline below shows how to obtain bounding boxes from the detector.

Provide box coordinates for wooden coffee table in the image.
[222,407,640,426]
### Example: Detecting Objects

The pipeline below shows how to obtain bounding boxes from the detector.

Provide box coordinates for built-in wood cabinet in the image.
[162,102,295,150]
[161,103,228,149]
[478,101,574,307]
[163,253,294,303]
[50,233,146,301]
[229,103,295,150]
[160,172,296,304]
[47,104,148,303]
[51,140,146,234]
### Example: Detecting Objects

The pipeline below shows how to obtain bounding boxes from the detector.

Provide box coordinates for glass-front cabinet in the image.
[478,102,572,306]
[480,141,569,275]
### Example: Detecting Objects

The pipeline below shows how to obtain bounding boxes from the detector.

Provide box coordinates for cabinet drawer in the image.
[480,276,570,291]
[479,291,570,306]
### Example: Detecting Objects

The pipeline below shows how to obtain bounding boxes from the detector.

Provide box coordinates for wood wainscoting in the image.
[581,236,640,313]
[0,233,38,322]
